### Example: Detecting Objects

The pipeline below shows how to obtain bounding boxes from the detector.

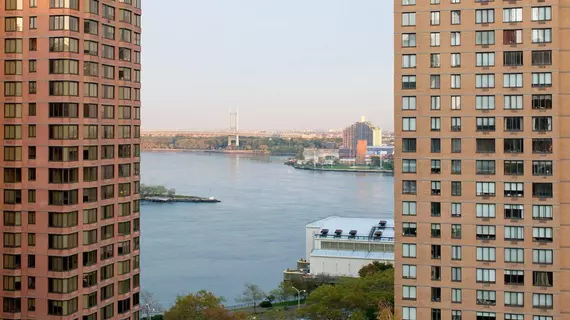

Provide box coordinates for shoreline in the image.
[143,148,269,155]
[293,165,394,175]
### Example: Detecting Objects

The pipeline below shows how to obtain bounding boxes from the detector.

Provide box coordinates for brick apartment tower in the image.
[395,1,569,320]
[0,0,142,319]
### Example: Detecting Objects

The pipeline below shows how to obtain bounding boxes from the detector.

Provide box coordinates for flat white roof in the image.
[307,216,394,239]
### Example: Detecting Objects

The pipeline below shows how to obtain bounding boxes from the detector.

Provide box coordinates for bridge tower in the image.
[228,110,240,148]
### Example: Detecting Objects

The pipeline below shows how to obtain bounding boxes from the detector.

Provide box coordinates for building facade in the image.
[1,0,142,318]
[342,117,377,150]
[395,1,566,320]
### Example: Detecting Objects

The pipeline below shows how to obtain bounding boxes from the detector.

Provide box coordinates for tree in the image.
[141,291,163,320]
[301,268,394,320]
[359,262,393,278]
[163,290,245,320]
[235,284,265,314]
[269,282,297,303]
[377,301,399,320]
[371,156,381,167]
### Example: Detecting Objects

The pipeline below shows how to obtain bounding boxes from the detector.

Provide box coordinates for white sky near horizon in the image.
[141,1,394,131]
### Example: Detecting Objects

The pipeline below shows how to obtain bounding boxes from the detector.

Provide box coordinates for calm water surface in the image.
[141,152,394,306]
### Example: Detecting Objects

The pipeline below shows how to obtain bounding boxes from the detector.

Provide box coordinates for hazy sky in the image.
[142,0,394,131]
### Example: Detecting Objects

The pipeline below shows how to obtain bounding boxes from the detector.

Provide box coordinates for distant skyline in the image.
[142,0,394,131]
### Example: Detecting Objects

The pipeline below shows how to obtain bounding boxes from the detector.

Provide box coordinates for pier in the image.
[142,196,220,203]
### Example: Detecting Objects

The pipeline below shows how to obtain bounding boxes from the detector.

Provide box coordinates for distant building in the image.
[342,117,382,158]
[303,148,339,163]
[356,140,368,165]
[367,145,395,156]
[284,217,394,280]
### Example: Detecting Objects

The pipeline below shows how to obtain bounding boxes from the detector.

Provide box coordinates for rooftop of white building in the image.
[307,216,395,242]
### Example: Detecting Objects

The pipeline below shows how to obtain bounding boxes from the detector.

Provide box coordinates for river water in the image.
[140,152,394,306]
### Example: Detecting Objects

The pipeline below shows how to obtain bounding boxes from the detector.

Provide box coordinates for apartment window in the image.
[49,15,79,31]
[533,294,553,309]
[431,202,441,217]
[451,181,461,196]
[504,204,524,220]
[476,53,495,67]
[533,271,553,287]
[451,10,461,24]
[5,38,23,53]
[431,117,440,131]
[451,96,461,110]
[429,96,440,110]
[452,246,462,260]
[431,181,441,196]
[534,249,553,265]
[504,51,523,66]
[402,33,416,47]
[450,32,460,46]
[402,222,417,237]
[402,160,416,173]
[505,226,524,241]
[476,9,494,24]
[430,11,440,25]
[533,138,552,153]
[505,248,524,263]
[402,97,416,110]
[504,139,524,153]
[102,44,114,59]
[450,75,461,89]
[451,224,461,239]
[476,74,495,88]
[476,160,495,175]
[430,32,440,47]
[504,292,524,308]
[451,138,461,153]
[477,269,496,283]
[533,183,553,198]
[477,312,496,320]
[504,30,523,44]
[450,53,460,67]
[504,95,523,110]
[402,181,416,195]
[102,24,115,40]
[533,205,552,220]
[431,244,441,259]
[476,139,495,153]
[402,12,416,26]
[451,160,461,174]
[532,50,552,66]
[403,264,416,279]
[476,225,496,240]
[403,244,416,258]
[532,72,552,88]
[402,118,416,131]
[402,76,416,89]
[451,203,461,217]
[476,182,495,197]
[476,31,495,45]
[477,290,496,305]
[430,75,440,89]
[533,227,553,242]
[503,8,522,23]
[476,117,495,132]
[450,267,461,282]
[402,307,416,320]
[431,224,441,238]
[504,270,525,286]
[532,117,552,132]
[402,138,416,152]
[504,73,523,88]
[504,182,524,197]
[532,29,552,43]
[532,7,551,21]
[431,266,441,281]
[503,161,524,177]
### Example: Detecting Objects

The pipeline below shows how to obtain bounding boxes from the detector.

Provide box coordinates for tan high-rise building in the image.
[0,0,142,318]
[394,1,567,320]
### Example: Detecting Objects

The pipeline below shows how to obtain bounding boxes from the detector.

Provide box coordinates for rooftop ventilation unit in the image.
[334,229,343,236]
[379,220,387,228]
[320,229,329,236]
[349,230,357,238]
[374,230,383,238]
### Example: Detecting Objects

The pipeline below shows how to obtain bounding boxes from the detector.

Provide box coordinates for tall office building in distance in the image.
[395,1,565,320]
[1,0,141,318]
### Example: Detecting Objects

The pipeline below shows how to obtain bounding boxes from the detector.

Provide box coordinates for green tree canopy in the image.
[359,262,393,278]
[163,290,244,320]
[301,268,394,320]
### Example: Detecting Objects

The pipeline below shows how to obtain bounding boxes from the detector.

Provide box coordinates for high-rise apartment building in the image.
[1,0,141,318]
[395,1,566,320]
